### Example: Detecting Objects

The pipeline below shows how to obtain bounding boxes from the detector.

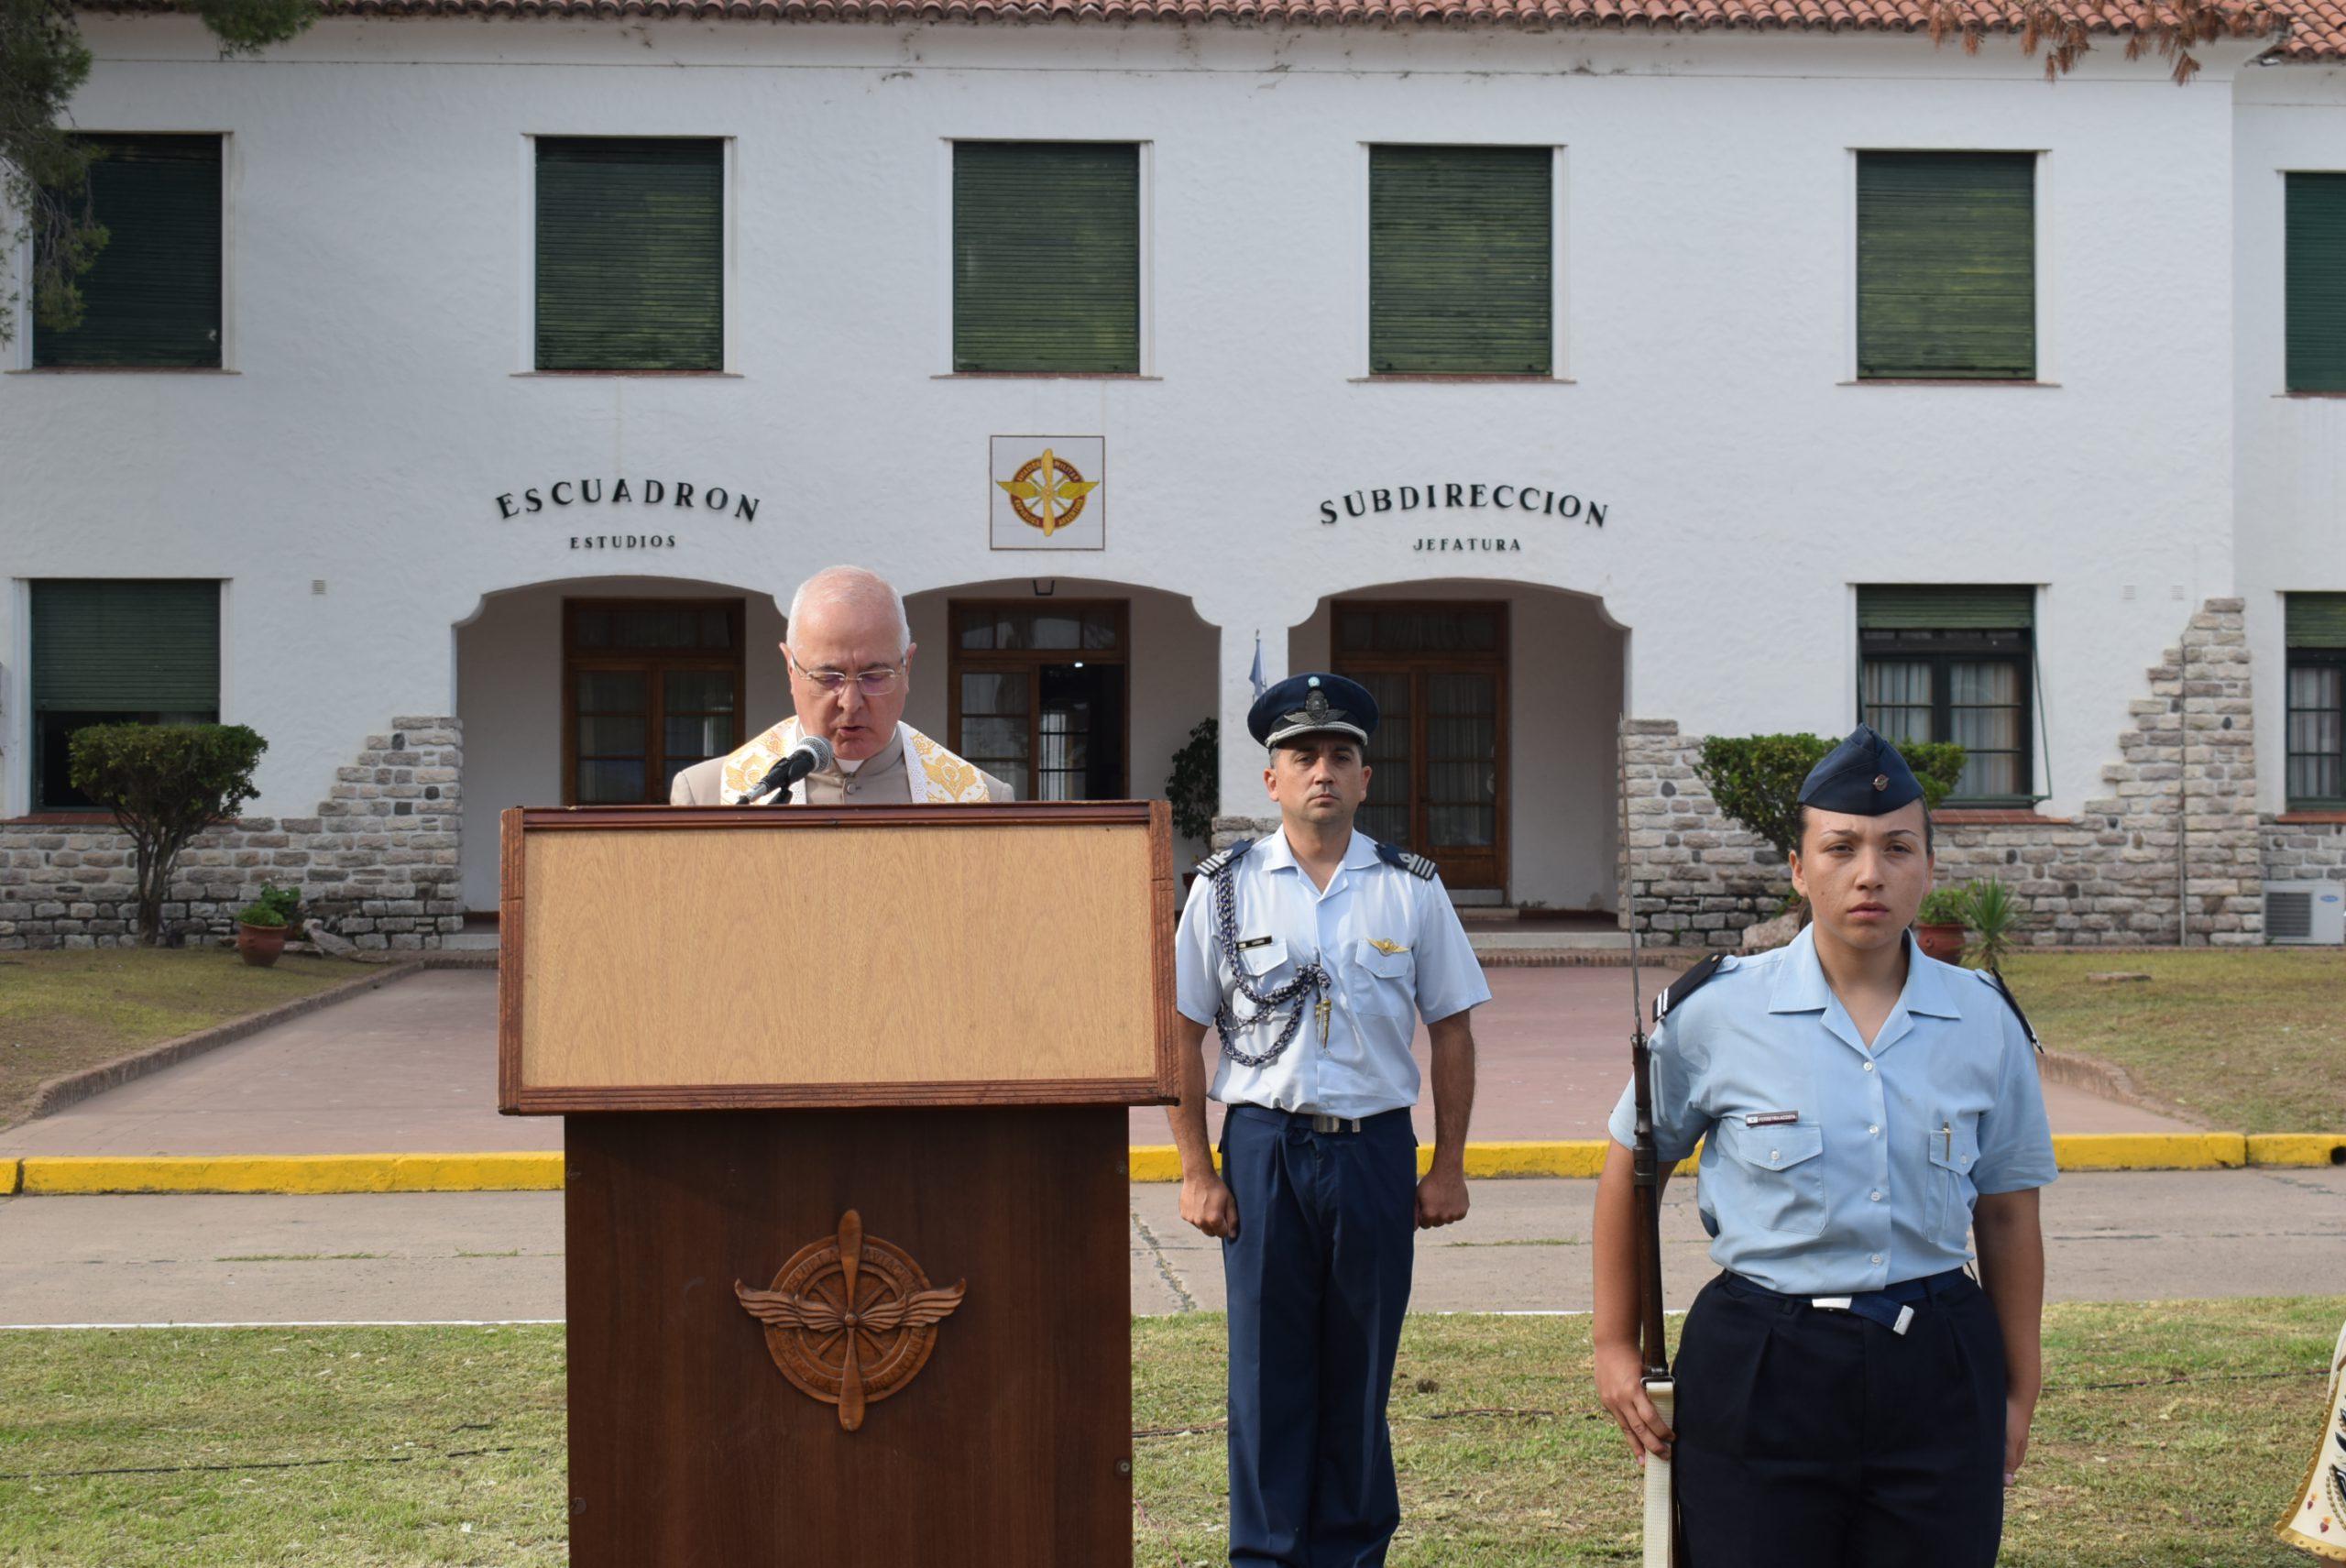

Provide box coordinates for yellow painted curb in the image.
[1127,1146,1191,1183]
[5,1134,2341,1194]
[2049,1133,2246,1171]
[2246,1133,2346,1168]
[16,1153,565,1196]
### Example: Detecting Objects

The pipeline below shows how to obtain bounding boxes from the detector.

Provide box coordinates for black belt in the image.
[1228,1105,1409,1135]
[1727,1266,1970,1336]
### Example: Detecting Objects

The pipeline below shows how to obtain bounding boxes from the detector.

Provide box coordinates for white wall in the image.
[1288,581,1623,911]
[455,575,787,909]
[0,16,2265,843]
[2235,65,2346,813]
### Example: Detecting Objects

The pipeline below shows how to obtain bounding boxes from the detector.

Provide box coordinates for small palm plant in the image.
[1959,878,2025,974]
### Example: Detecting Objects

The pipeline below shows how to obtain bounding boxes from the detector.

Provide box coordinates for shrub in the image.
[1692,733,1969,866]
[1917,887,1971,926]
[68,723,267,946]
[1165,718,1219,843]
[234,904,286,927]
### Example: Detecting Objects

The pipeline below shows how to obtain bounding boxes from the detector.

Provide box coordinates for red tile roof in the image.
[78,0,2328,58]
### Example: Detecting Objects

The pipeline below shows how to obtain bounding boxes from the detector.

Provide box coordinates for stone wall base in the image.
[1621,599,2266,948]
[0,718,464,951]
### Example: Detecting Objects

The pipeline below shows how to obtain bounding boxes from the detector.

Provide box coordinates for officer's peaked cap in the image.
[1249,674,1379,750]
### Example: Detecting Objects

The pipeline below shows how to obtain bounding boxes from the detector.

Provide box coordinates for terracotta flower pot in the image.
[236,921,288,968]
[1914,923,1968,965]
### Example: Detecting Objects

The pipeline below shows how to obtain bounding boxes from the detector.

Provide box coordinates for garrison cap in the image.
[1798,723,1925,815]
[1249,673,1379,750]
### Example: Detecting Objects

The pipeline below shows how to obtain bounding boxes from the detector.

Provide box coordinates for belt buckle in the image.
[1310,1113,1361,1135]
[1810,1296,1854,1312]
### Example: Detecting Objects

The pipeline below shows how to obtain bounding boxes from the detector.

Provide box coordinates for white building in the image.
[5,0,2344,948]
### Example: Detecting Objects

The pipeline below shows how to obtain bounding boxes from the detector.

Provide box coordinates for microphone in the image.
[737,735,834,805]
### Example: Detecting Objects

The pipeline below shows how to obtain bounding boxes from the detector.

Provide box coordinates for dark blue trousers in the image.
[1673,1270,2009,1568]
[1219,1104,1418,1568]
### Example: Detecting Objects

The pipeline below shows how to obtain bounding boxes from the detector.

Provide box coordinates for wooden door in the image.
[1332,601,1508,892]
[563,598,745,804]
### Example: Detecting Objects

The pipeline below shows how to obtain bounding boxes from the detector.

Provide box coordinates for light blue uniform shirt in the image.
[1606,926,2056,1296]
[1176,829,1491,1119]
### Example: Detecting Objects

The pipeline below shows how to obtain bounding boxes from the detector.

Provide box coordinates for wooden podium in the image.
[499,801,1178,1566]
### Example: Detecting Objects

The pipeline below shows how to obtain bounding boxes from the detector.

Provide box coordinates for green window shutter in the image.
[953,143,1139,374]
[536,138,723,372]
[2286,175,2346,393]
[35,135,222,368]
[1858,585,2035,630]
[32,580,221,711]
[2286,592,2346,648]
[1857,152,2035,380]
[1369,146,1551,376]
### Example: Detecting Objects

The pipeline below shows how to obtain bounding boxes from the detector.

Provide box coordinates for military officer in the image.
[1168,672,1490,1568]
[1591,725,2056,1568]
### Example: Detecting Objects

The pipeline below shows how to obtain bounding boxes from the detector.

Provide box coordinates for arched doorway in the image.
[902,577,1218,858]
[454,573,785,912]
[1290,580,1624,913]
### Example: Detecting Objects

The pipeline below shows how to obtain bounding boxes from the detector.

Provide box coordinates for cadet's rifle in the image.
[1621,720,1682,1568]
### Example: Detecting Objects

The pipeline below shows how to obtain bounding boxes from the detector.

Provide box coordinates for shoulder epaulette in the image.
[1978,968,2041,1052]
[1653,952,1729,1027]
[1376,841,1438,880]
[1195,839,1254,879]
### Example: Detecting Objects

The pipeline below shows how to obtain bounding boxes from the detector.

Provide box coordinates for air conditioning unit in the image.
[2266,882,2346,945]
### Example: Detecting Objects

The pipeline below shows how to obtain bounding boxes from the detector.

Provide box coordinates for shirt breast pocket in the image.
[1718,1121,1828,1236]
[1350,939,1415,1016]
[1227,938,1291,992]
[1924,1113,1983,1245]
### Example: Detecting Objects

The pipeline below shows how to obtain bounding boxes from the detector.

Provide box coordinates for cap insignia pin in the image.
[1872,774,1890,791]
[1304,688,1335,724]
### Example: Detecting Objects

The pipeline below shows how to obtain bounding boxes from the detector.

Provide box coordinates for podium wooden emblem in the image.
[734,1209,966,1431]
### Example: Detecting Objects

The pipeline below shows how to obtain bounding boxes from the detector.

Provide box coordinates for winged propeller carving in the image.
[733,1280,967,1335]
[734,1210,967,1431]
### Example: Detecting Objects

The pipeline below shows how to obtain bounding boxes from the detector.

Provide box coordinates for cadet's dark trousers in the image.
[1219,1104,1418,1568]
[1674,1269,2008,1568]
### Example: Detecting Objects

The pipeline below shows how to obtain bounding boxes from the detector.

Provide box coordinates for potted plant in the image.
[234,900,290,968]
[1958,878,2025,975]
[251,881,303,940]
[1914,887,1969,964]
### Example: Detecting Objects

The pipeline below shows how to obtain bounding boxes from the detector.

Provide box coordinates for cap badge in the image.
[1304,688,1336,725]
[1872,774,1889,791]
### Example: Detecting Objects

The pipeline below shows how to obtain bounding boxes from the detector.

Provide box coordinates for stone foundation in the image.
[0,718,464,951]
[1621,599,2265,948]
[2262,814,2346,907]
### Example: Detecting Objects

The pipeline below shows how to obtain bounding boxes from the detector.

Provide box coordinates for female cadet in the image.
[1591,725,2056,1568]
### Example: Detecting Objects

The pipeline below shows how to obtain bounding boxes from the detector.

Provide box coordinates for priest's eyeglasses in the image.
[785,646,904,697]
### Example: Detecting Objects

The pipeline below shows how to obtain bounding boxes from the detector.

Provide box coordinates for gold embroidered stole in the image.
[718,719,989,805]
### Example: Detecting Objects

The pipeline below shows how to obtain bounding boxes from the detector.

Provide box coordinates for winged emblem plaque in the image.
[735,1210,966,1431]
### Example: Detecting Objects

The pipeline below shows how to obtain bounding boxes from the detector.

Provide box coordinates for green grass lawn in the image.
[1998,949,2346,1134]
[1,1299,2336,1565]
[0,948,381,1131]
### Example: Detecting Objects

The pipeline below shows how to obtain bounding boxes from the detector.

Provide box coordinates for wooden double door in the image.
[1332,600,1508,893]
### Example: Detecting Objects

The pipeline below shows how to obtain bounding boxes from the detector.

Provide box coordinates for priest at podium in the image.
[669,565,1013,806]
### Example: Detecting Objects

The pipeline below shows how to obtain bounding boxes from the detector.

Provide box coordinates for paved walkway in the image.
[1,1166,2338,1326]
[0,968,2197,1159]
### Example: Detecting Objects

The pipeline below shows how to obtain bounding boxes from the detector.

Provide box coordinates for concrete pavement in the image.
[2,956,2313,1330]
[0,1165,2338,1326]
[0,967,2199,1161]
